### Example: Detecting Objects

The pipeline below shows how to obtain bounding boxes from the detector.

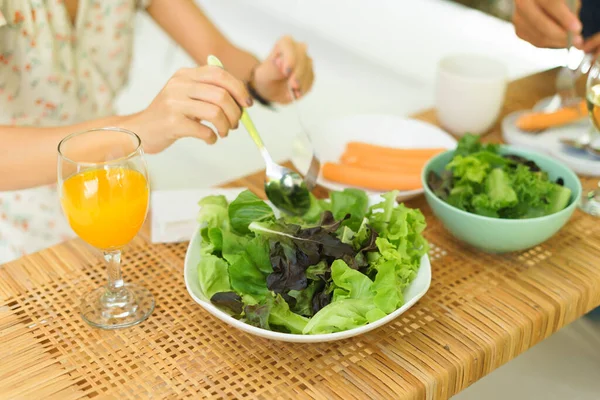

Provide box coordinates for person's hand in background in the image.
[252,35,315,104]
[513,0,583,49]
[582,32,600,56]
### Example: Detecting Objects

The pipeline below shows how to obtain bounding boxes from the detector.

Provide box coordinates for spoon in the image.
[559,128,600,158]
[207,55,311,216]
[560,133,591,151]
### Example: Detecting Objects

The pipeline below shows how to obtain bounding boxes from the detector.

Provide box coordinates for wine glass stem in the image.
[104,250,125,297]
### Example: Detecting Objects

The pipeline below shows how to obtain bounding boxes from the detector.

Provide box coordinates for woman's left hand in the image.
[252,36,314,104]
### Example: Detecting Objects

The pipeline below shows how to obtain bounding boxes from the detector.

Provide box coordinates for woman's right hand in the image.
[126,66,253,154]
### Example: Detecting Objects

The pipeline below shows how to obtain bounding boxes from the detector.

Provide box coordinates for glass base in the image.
[580,190,600,217]
[80,283,155,329]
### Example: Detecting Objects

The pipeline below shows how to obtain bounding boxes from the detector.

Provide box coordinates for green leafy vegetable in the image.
[372,260,404,314]
[302,299,385,334]
[249,212,356,293]
[197,254,231,299]
[428,135,572,219]
[228,190,275,234]
[195,188,428,335]
[330,260,373,302]
[245,294,309,333]
[306,260,329,281]
[288,281,322,317]
[197,195,229,229]
[330,189,369,231]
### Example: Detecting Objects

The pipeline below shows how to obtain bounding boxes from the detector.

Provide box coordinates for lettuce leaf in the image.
[220,230,271,298]
[197,195,229,230]
[197,254,231,299]
[210,292,243,315]
[330,259,373,302]
[302,299,385,334]
[306,260,329,281]
[228,190,275,234]
[288,280,322,317]
[229,253,269,297]
[372,260,404,314]
[429,136,571,219]
[245,294,309,334]
[249,212,356,293]
[330,188,369,231]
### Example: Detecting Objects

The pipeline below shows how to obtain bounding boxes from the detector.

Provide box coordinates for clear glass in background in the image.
[58,127,155,329]
[580,59,600,217]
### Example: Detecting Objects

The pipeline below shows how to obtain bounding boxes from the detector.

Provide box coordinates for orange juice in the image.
[61,167,149,250]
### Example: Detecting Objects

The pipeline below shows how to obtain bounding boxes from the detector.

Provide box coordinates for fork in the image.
[288,87,321,191]
[540,0,589,113]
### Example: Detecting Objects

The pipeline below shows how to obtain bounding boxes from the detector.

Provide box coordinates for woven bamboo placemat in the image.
[1,69,599,400]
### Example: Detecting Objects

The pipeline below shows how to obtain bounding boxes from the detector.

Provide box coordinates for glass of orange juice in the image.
[58,127,154,329]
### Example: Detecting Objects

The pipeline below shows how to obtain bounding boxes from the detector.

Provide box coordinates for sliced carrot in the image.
[516,100,587,131]
[345,142,446,159]
[322,162,422,191]
[340,153,426,173]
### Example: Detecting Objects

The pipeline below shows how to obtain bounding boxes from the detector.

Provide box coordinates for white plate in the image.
[502,110,600,177]
[291,114,457,201]
[184,193,432,343]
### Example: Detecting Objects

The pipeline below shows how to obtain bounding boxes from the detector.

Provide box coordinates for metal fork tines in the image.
[288,88,321,191]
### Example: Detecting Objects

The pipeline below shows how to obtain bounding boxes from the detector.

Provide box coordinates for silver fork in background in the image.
[540,0,589,113]
[288,87,321,191]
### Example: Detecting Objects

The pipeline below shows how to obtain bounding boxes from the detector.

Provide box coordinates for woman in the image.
[0,0,314,263]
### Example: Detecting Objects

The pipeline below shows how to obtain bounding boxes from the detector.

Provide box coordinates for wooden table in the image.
[2,69,599,400]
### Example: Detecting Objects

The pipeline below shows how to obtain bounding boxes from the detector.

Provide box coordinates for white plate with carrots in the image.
[291,114,457,199]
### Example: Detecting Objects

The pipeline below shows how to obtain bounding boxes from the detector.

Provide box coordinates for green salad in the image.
[195,189,428,335]
[427,135,572,219]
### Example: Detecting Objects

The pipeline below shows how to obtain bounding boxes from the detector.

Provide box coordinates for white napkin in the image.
[150,188,244,243]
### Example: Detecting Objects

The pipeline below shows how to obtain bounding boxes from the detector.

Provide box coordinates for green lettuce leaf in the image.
[197,195,229,230]
[454,134,499,157]
[249,212,356,293]
[372,260,404,314]
[330,260,373,302]
[331,188,369,231]
[245,294,309,334]
[197,254,231,299]
[229,253,269,297]
[338,226,356,245]
[288,280,322,317]
[306,260,329,281]
[228,190,275,234]
[221,229,250,265]
[302,299,386,334]
[447,155,489,184]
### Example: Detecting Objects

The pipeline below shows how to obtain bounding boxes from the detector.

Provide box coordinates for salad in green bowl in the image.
[193,189,428,336]
[427,135,572,219]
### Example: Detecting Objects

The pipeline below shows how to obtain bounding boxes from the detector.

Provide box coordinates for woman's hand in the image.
[129,66,252,153]
[583,32,600,57]
[513,0,583,49]
[252,36,315,104]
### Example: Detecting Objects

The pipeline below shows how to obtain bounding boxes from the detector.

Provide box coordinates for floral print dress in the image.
[0,0,150,264]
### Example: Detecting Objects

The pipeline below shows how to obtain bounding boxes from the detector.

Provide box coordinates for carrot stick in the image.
[341,153,425,173]
[516,100,587,131]
[322,162,422,191]
[344,142,446,159]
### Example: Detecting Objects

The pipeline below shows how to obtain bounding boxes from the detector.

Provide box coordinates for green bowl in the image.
[421,146,582,253]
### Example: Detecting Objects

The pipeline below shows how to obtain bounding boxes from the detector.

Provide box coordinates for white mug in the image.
[435,53,508,136]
